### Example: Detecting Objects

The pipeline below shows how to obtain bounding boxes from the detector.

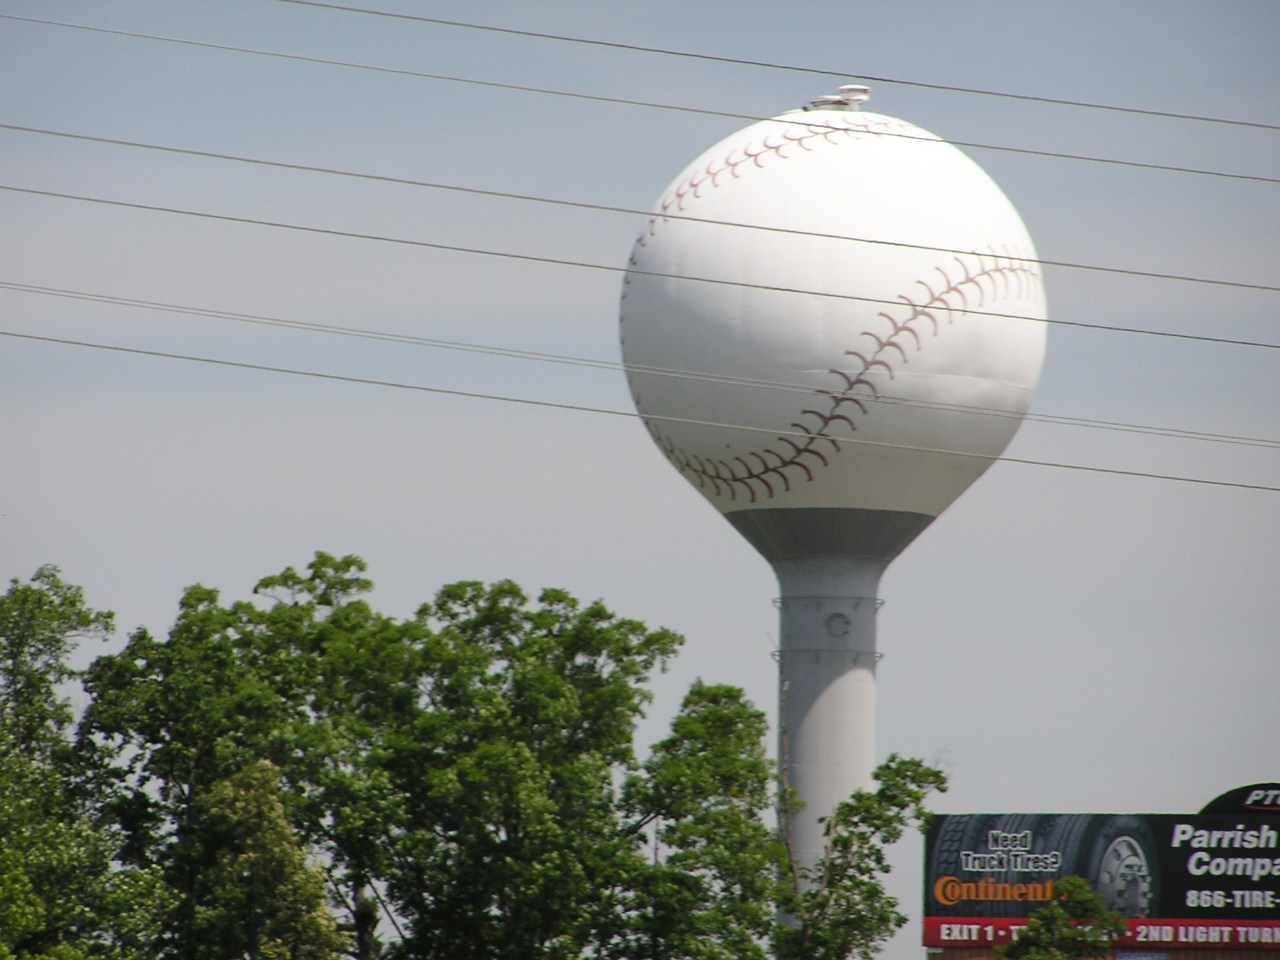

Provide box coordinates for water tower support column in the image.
[726,506,932,875]
[774,555,887,875]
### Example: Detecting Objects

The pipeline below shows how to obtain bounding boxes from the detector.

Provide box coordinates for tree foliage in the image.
[10,554,946,960]
[993,876,1126,960]
[775,756,948,960]
[0,566,169,960]
[0,566,112,750]
[371,577,684,959]
[185,761,348,960]
[80,554,394,957]
[618,681,781,960]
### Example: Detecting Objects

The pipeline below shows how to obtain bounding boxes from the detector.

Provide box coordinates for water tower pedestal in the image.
[728,506,932,873]
[620,87,1047,882]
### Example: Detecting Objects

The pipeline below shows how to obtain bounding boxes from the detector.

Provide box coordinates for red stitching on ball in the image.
[632,114,918,249]
[642,251,1042,500]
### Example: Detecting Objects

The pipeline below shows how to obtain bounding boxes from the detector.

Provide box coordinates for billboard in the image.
[923,790,1280,952]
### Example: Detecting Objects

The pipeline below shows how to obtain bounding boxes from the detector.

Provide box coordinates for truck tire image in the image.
[1080,815,1159,917]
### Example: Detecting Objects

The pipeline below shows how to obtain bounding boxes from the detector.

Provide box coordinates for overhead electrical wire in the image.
[2,13,1272,487]
[3,327,1276,495]
[3,183,1276,352]
[3,181,1275,350]
[4,122,1276,297]
[3,14,1277,186]
[5,278,1276,453]
[267,0,1280,133]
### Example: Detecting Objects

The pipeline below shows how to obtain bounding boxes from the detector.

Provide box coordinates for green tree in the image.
[0,729,172,960]
[250,555,420,960]
[80,586,300,953]
[77,553,947,960]
[375,578,683,960]
[993,876,1125,960]
[0,566,170,959]
[617,681,782,960]
[775,755,948,960]
[185,761,347,960]
[0,566,112,750]
[80,554,403,958]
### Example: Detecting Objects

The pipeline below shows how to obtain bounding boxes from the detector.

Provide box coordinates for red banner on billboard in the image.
[923,917,1280,949]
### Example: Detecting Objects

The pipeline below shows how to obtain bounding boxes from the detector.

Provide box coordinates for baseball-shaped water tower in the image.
[620,86,1047,872]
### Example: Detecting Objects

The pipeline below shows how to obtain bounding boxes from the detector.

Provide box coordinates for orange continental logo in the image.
[934,876,1056,906]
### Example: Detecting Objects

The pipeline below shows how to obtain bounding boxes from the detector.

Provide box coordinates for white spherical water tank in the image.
[620,86,1047,874]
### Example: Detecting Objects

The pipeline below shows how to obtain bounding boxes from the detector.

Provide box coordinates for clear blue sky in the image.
[2,2,1277,955]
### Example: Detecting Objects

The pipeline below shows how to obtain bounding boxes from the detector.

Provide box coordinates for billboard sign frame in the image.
[923,796,1280,952]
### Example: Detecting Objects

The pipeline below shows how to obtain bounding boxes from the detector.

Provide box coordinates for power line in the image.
[4,183,1277,352]
[3,327,1276,494]
[3,14,1277,186]
[268,0,1280,133]
[6,278,1275,452]
[5,122,1276,296]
